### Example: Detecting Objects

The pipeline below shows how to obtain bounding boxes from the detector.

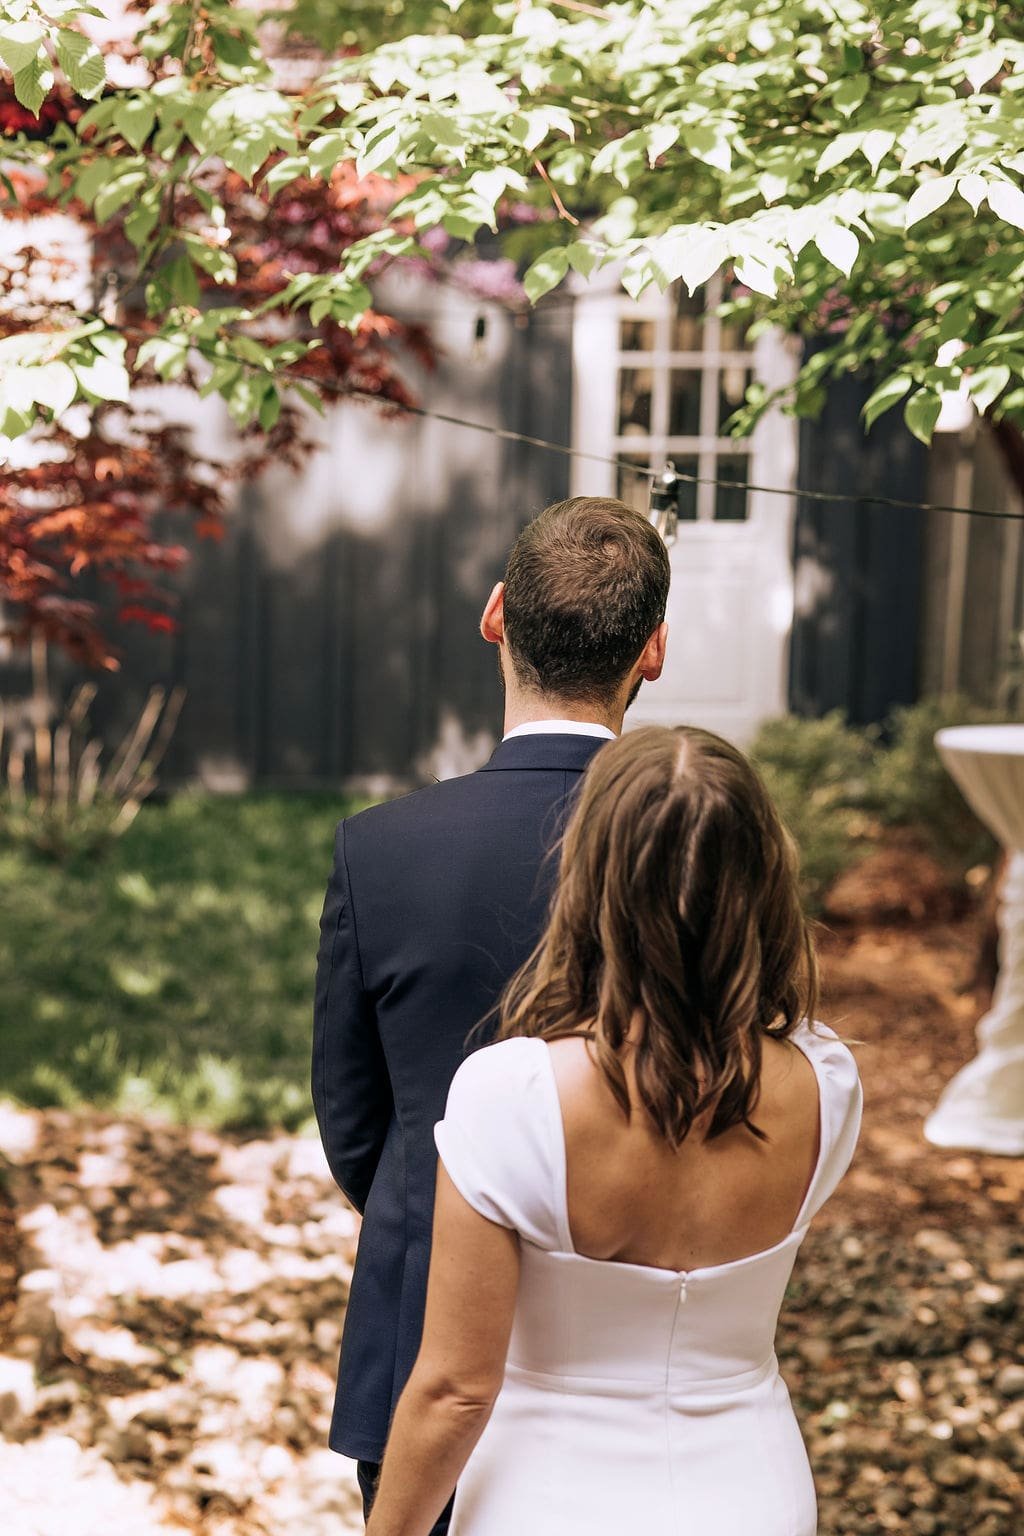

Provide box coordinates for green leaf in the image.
[783,207,825,257]
[29,361,77,415]
[258,386,281,432]
[758,171,788,204]
[963,48,1003,93]
[137,334,190,380]
[357,124,400,178]
[860,129,895,175]
[813,223,859,277]
[904,388,942,444]
[93,169,148,224]
[0,405,32,440]
[683,123,732,174]
[75,157,119,208]
[987,180,1024,233]
[198,358,242,399]
[74,354,130,403]
[645,122,678,166]
[957,174,988,214]
[620,251,660,301]
[509,106,575,152]
[653,227,729,293]
[222,125,286,183]
[288,380,325,415]
[56,28,105,99]
[124,201,160,251]
[968,364,1010,415]
[523,247,570,303]
[832,76,869,118]
[263,154,311,193]
[905,175,956,229]
[163,253,201,308]
[816,133,863,177]
[733,253,780,297]
[565,241,599,279]
[592,128,650,187]
[226,373,263,427]
[12,55,52,116]
[114,96,156,152]
[861,373,912,430]
[0,21,44,75]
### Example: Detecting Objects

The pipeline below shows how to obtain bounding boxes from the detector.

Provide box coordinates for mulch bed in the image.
[0,908,1021,1535]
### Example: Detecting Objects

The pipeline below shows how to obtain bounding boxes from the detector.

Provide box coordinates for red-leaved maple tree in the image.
[1,71,432,669]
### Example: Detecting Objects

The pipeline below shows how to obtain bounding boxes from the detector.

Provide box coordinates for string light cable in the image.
[80,316,1024,528]
[328,377,1024,527]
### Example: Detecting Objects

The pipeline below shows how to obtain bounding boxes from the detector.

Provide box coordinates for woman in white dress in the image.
[364,725,862,1536]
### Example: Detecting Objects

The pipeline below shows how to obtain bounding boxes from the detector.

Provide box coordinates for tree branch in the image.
[533,156,579,224]
[550,0,611,18]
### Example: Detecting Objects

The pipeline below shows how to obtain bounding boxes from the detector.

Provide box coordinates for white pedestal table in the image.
[923,725,1024,1155]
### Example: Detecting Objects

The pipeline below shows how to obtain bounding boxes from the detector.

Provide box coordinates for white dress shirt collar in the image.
[502,719,616,742]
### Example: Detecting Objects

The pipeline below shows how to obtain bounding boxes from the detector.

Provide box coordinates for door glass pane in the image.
[718,366,753,431]
[620,318,655,351]
[669,370,701,436]
[618,368,653,435]
[616,454,652,515]
[718,282,752,352]
[719,314,751,353]
[672,285,704,351]
[713,456,750,522]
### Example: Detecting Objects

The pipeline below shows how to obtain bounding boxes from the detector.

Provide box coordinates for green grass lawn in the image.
[0,793,367,1131]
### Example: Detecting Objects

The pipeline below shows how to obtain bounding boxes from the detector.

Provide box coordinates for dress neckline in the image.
[532,1025,829,1280]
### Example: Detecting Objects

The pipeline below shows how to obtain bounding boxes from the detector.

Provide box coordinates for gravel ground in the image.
[0,914,1021,1536]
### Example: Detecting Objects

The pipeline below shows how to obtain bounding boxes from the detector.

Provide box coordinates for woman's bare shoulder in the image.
[545,1033,621,1124]
[760,1033,821,1121]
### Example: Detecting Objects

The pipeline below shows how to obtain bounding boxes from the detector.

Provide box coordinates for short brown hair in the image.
[502,497,670,704]
[497,725,818,1146]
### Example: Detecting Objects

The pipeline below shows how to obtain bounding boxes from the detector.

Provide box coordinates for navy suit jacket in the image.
[312,732,606,1461]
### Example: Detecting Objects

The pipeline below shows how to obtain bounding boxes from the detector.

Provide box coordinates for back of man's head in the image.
[502,496,671,706]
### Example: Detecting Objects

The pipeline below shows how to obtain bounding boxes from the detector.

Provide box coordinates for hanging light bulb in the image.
[648,460,680,547]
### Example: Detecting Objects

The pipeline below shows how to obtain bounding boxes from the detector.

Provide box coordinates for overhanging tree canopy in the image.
[0,1,433,662]
[3,1,1024,462]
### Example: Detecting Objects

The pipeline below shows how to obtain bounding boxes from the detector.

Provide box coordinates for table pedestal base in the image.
[924,850,1024,1156]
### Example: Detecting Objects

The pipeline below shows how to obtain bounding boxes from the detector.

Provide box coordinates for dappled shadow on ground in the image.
[0,1116,361,1535]
[0,915,1021,1535]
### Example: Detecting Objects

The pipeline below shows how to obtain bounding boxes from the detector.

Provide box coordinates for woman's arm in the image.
[365,1162,521,1536]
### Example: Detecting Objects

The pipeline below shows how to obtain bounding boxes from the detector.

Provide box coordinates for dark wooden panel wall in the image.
[2,285,574,792]
[788,357,929,725]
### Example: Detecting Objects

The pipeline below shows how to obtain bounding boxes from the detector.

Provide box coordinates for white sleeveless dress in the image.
[433,1024,862,1536]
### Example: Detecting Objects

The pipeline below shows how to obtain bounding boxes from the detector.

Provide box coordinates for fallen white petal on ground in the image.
[0,1109,364,1536]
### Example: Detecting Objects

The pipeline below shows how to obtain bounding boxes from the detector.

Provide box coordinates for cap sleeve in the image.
[434,1037,565,1250]
[792,1021,863,1226]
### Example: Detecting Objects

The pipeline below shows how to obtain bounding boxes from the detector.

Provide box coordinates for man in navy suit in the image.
[312,495,670,1530]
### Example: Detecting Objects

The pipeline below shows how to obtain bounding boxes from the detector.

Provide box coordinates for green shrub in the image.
[751,699,1010,908]
[750,712,876,909]
[871,696,1003,869]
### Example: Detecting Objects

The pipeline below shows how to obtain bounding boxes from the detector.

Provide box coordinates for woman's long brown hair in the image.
[496,725,819,1145]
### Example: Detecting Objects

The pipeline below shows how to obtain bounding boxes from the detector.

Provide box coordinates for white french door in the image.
[570,273,799,745]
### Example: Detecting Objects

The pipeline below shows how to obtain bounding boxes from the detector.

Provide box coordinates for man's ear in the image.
[480,581,505,646]
[637,621,668,682]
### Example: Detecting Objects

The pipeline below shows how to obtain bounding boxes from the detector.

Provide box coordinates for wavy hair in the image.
[496,725,819,1145]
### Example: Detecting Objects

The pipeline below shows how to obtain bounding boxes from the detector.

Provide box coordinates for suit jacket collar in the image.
[478,732,608,774]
